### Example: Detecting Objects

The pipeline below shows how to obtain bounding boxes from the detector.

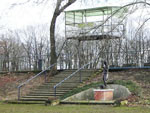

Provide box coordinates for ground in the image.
[0,103,150,113]
[0,69,150,113]
[1,68,150,104]
[87,69,150,99]
[109,69,150,99]
[0,72,45,100]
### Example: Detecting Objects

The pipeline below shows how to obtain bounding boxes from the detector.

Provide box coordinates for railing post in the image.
[17,63,57,101]
[54,87,56,98]
[78,40,82,83]
[44,71,47,82]
[18,87,20,100]
[79,70,82,83]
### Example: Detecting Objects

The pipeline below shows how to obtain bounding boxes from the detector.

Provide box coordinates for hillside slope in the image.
[85,69,150,99]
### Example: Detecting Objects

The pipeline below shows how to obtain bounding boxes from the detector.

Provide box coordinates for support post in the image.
[78,40,82,83]
[44,71,47,82]
[54,87,56,98]
[38,59,42,71]
[18,87,21,100]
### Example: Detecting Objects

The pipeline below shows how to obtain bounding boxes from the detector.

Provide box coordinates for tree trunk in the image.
[50,15,57,65]
[49,0,77,76]
[50,13,58,75]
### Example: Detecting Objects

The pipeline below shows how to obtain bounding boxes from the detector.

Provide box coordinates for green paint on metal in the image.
[65,5,127,39]
[65,6,128,17]
[78,22,94,28]
[65,6,128,27]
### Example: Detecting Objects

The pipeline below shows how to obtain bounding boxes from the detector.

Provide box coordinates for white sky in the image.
[0,0,52,31]
[0,0,149,34]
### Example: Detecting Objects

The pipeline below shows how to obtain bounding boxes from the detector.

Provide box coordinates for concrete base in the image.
[94,89,114,101]
[61,100,115,105]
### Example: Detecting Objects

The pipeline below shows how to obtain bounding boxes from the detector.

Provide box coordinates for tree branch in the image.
[57,0,76,15]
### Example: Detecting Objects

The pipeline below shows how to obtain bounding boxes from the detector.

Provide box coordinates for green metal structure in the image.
[65,6,128,40]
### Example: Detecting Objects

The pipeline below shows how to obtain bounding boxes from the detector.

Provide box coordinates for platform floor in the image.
[67,35,120,41]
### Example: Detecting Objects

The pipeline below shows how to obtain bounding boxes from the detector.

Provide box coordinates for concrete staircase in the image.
[18,69,95,104]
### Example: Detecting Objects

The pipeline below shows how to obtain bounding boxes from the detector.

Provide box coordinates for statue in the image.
[100,61,109,89]
[103,61,109,87]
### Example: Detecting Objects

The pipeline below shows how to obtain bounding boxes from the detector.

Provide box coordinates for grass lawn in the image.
[0,103,150,113]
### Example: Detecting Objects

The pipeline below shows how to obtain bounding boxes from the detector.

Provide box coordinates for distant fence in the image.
[0,50,150,72]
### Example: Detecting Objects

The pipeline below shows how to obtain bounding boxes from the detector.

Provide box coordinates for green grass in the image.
[112,80,141,95]
[61,80,141,100]
[60,82,103,100]
[0,103,150,113]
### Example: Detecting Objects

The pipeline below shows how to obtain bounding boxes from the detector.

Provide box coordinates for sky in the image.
[0,0,52,31]
[0,0,132,30]
[0,0,149,34]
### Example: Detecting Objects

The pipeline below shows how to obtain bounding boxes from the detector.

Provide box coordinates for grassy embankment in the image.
[0,102,150,113]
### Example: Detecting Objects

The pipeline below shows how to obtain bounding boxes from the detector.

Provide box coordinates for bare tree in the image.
[49,0,77,74]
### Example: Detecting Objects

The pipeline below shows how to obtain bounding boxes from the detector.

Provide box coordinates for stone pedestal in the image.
[94,89,114,101]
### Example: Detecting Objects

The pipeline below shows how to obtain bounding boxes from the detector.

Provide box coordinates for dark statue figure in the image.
[103,61,109,86]
[100,61,109,89]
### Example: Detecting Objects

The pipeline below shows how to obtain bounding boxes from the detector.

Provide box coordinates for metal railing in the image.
[17,39,68,100]
[53,58,97,97]
[17,63,56,100]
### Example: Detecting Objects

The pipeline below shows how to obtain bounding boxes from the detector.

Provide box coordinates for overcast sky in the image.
[0,0,133,29]
[0,0,149,35]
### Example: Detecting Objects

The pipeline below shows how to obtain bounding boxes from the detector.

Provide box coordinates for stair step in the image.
[16,69,96,104]
[55,74,92,77]
[43,82,80,84]
[35,89,75,92]
[29,93,66,95]
[27,94,63,96]
[54,76,89,79]
[61,69,95,72]
[22,95,57,98]
[56,72,73,75]
[51,77,89,81]
[34,89,73,92]
[35,89,74,91]
[30,91,68,94]
[32,90,72,93]
[6,100,45,104]
[38,85,79,88]
[22,96,49,98]
[37,83,79,89]
[20,98,48,101]
[29,92,66,94]
[36,87,76,89]
[45,82,80,84]
[51,78,86,80]
[33,88,72,91]
[60,100,115,105]
[52,76,86,78]
[38,84,79,87]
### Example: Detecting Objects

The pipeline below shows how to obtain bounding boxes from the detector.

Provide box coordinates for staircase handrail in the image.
[17,39,68,100]
[17,63,57,100]
[53,58,97,97]
[18,63,56,88]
